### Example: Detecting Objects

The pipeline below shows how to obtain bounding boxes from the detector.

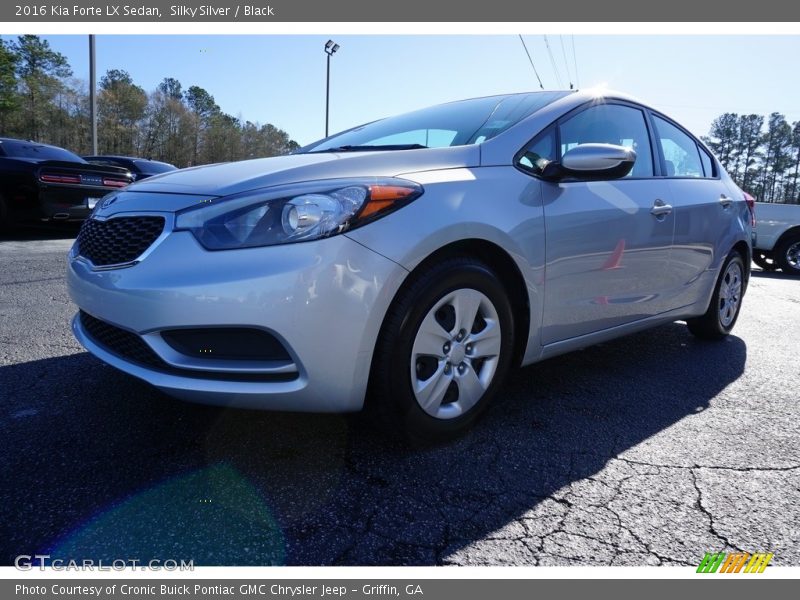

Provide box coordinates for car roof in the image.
[0,137,71,151]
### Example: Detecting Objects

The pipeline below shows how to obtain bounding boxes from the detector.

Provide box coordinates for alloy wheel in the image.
[718,260,743,327]
[409,288,502,420]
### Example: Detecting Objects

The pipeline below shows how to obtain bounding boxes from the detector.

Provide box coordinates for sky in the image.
[5,34,800,146]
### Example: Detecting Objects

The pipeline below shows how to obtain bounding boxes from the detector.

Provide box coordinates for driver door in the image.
[534,103,676,345]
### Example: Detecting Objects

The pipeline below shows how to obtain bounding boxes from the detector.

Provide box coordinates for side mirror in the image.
[542,143,636,181]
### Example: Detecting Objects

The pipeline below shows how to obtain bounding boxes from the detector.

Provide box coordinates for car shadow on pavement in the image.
[0,322,746,566]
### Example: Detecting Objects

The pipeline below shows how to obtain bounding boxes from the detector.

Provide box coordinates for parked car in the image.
[67,90,753,441]
[752,201,800,276]
[0,138,134,228]
[83,155,177,181]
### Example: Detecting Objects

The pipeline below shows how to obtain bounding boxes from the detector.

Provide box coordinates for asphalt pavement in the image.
[1,226,798,566]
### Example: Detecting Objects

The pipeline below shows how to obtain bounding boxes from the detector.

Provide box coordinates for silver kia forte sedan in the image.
[68,90,752,440]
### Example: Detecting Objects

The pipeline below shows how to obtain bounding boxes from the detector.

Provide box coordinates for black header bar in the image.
[3,0,800,22]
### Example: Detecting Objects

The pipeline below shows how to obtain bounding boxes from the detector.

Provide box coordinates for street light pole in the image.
[325,51,330,137]
[324,40,339,137]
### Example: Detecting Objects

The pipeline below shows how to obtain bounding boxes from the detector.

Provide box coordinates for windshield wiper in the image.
[309,143,428,153]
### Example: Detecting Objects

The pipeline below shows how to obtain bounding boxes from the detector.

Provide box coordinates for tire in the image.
[687,251,746,340]
[775,233,800,277]
[752,250,777,271]
[369,257,515,443]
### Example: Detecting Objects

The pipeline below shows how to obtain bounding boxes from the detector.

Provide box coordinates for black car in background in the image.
[82,155,177,180]
[0,138,134,228]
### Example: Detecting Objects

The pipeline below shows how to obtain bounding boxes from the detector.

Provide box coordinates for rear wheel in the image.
[775,233,800,276]
[370,257,515,443]
[687,251,745,340]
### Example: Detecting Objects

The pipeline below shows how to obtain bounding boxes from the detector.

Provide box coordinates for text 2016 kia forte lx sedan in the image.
[67,90,752,440]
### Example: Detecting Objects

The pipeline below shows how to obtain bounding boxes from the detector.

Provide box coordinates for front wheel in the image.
[370,257,515,443]
[687,251,746,340]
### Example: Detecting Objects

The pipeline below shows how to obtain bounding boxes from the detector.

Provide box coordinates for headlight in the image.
[175,178,423,250]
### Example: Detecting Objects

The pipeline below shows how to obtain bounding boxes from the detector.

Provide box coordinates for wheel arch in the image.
[371,239,532,375]
[731,239,752,286]
[773,225,800,275]
[774,225,800,250]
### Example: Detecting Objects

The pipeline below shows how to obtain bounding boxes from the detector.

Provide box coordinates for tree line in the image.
[3,34,796,199]
[0,35,299,166]
[704,111,800,204]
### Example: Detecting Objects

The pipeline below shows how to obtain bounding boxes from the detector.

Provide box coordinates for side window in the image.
[653,115,704,178]
[558,104,654,177]
[517,126,556,175]
[698,146,715,178]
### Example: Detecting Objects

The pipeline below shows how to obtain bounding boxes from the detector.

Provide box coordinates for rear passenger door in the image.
[650,113,736,308]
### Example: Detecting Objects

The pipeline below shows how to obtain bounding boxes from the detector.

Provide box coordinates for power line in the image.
[559,35,573,89]
[571,35,580,89]
[543,35,563,89]
[518,35,544,90]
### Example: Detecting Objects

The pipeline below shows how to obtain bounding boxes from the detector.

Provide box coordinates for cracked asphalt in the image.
[1,226,798,567]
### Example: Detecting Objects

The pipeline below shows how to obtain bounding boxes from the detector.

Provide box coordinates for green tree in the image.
[12,35,72,141]
[185,85,219,165]
[0,39,19,132]
[98,69,147,154]
[786,121,800,204]
[143,78,191,165]
[202,112,242,163]
[157,77,182,100]
[0,39,301,168]
[759,113,792,202]
[705,113,738,175]
[49,78,89,152]
[238,121,300,162]
[735,114,764,194]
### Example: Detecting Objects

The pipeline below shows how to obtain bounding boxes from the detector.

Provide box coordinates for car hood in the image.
[126,146,480,198]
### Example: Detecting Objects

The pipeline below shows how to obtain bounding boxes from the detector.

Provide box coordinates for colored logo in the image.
[696,552,773,573]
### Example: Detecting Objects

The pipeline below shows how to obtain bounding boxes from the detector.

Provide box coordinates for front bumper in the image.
[67,227,407,412]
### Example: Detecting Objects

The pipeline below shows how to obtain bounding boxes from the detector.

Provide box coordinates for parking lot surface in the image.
[1,227,798,566]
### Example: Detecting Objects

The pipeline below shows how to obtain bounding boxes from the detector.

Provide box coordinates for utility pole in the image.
[89,35,97,154]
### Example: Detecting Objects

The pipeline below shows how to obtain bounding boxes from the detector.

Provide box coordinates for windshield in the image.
[301,91,570,153]
[0,140,85,162]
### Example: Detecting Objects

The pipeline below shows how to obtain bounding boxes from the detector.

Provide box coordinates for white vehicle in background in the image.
[753,202,800,276]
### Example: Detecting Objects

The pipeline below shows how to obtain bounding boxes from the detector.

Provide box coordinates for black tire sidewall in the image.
[776,235,800,276]
[713,253,746,334]
[382,260,515,440]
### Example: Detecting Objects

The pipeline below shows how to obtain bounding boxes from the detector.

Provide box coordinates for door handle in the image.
[719,195,733,208]
[650,199,672,217]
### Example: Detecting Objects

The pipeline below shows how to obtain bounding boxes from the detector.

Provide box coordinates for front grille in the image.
[80,311,165,369]
[76,216,165,266]
[161,328,292,362]
[79,311,297,383]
